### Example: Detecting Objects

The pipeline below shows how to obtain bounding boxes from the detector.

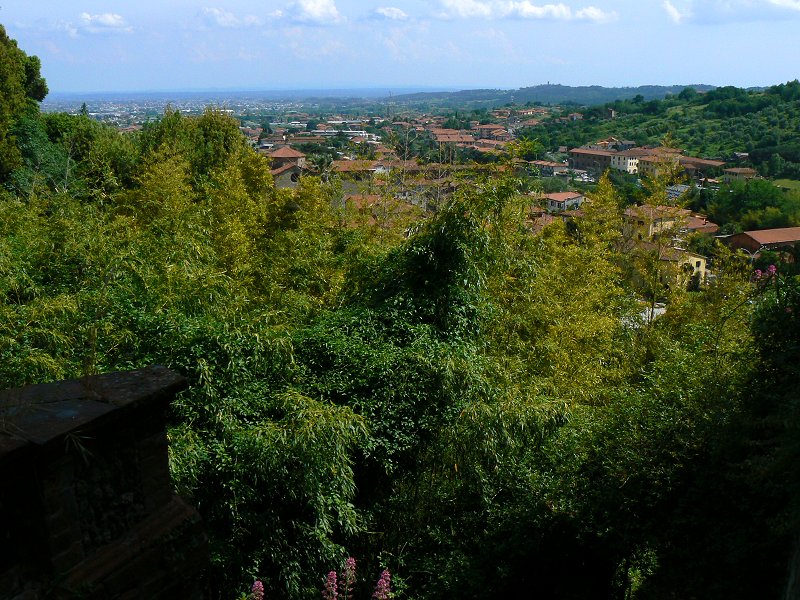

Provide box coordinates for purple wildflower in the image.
[339,557,356,600]
[372,569,391,600]
[754,269,763,280]
[322,571,338,600]
[251,580,264,600]
[768,264,777,276]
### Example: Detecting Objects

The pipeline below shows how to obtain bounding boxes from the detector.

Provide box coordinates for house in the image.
[726,227,800,254]
[623,204,691,241]
[629,240,709,287]
[264,146,308,188]
[610,147,652,174]
[685,215,719,235]
[531,160,569,176]
[568,147,615,172]
[266,146,307,169]
[679,156,726,179]
[271,163,303,189]
[544,191,585,213]
[722,167,758,183]
[655,244,708,284]
[432,129,475,145]
[473,124,508,139]
[637,152,681,179]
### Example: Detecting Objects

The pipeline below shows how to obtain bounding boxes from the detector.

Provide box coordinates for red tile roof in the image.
[743,227,800,245]
[569,147,615,157]
[271,163,300,177]
[268,146,306,158]
[685,215,719,234]
[545,192,583,202]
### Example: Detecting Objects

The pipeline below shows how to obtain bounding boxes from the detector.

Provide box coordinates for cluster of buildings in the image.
[569,138,726,180]
[567,137,762,185]
[255,116,800,289]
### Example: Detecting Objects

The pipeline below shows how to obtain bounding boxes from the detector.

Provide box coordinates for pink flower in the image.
[372,569,391,600]
[251,580,264,600]
[322,571,338,600]
[339,557,356,600]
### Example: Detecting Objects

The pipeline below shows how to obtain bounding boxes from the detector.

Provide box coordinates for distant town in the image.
[42,83,800,288]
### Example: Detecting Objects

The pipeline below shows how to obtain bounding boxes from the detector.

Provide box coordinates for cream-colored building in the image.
[623,204,691,241]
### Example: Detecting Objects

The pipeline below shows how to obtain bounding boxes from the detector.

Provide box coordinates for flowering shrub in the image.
[250,580,264,600]
[752,264,778,282]
[321,558,391,600]
[245,557,393,599]
[372,569,391,600]
[340,557,356,600]
[323,571,338,600]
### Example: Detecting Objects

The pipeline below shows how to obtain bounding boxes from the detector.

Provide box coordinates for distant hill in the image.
[389,84,717,108]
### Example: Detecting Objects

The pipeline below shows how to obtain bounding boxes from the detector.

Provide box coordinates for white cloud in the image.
[201,8,262,28]
[374,7,410,20]
[768,0,800,10]
[293,0,342,24]
[78,13,132,34]
[573,6,617,22]
[663,0,690,23]
[436,1,616,22]
[439,0,493,18]
[662,0,800,24]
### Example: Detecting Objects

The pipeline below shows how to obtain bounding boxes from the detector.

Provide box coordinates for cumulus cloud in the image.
[436,1,616,22]
[201,8,262,28]
[79,12,133,34]
[292,0,342,24]
[374,7,410,20]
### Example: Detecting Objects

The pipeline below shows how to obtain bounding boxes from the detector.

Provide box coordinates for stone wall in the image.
[0,366,208,599]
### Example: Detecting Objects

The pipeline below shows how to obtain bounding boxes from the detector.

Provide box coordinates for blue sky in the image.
[2,0,799,93]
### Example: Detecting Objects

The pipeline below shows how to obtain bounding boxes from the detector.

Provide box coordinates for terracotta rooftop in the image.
[619,147,656,157]
[271,163,300,177]
[686,215,720,234]
[268,146,306,158]
[741,227,800,245]
[569,147,615,156]
[680,156,726,168]
[435,134,475,143]
[545,192,583,202]
[532,160,566,167]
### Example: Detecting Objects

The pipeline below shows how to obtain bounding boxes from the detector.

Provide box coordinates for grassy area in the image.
[774,178,800,190]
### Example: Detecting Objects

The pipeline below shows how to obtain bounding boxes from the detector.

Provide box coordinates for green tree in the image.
[0,25,48,180]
